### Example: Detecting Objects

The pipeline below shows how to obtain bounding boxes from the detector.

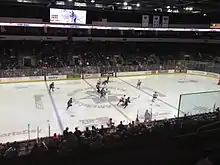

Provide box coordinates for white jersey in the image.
[97,79,101,84]
[144,110,152,121]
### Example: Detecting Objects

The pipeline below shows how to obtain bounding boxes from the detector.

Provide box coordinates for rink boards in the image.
[0,69,219,84]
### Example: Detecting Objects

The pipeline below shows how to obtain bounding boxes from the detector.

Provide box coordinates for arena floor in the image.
[0,74,219,143]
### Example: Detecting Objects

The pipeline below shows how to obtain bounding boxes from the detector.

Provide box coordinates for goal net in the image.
[82,73,101,79]
[178,90,220,117]
[81,66,101,79]
[81,66,116,79]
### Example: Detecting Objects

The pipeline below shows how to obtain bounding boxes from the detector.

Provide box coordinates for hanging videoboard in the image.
[50,8,87,24]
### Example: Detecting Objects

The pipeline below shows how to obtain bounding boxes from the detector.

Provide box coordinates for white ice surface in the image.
[0,74,219,143]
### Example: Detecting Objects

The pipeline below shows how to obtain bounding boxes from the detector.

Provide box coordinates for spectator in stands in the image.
[91,126,98,138]
[84,127,91,138]
[107,118,114,128]
[117,121,125,132]
[74,127,82,139]
[99,125,106,136]
[63,127,69,138]
[52,133,60,142]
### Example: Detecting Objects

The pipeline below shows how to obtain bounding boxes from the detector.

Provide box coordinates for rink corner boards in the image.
[186,70,220,79]
[0,70,219,84]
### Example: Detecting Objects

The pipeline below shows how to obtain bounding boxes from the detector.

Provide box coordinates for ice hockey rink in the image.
[0,73,219,143]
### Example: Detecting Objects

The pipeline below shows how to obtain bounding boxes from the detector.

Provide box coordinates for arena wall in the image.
[0,75,68,84]
[0,69,219,84]
[187,70,220,78]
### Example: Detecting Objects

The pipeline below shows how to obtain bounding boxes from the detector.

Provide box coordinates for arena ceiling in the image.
[0,0,219,13]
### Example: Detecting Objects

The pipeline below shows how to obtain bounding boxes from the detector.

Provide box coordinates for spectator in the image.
[99,125,106,136]
[84,127,91,138]
[117,121,125,132]
[74,127,82,139]
[63,127,69,138]
[52,133,60,142]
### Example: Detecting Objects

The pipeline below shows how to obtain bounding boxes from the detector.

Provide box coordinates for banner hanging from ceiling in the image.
[153,16,160,28]
[162,16,169,28]
[142,15,149,27]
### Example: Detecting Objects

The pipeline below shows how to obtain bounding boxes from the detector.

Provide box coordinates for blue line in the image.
[45,81,64,132]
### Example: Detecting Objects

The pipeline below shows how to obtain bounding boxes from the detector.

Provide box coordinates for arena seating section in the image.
[1,111,220,165]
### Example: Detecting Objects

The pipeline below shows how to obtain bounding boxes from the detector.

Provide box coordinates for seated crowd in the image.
[0,41,219,70]
[0,109,220,165]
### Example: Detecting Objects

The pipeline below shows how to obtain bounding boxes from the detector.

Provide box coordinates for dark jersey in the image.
[102,80,108,85]
[68,99,72,106]
[96,84,100,89]
[101,88,105,94]
[125,98,130,104]
[50,83,54,89]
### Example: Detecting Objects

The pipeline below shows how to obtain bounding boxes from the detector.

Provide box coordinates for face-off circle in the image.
[67,87,127,109]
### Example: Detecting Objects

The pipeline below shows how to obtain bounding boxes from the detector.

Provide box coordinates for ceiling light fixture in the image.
[123,2,127,6]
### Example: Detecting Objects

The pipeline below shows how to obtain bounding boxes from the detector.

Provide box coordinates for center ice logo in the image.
[67,87,127,109]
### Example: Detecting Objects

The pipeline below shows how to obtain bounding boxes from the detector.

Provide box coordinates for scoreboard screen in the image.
[50,8,87,24]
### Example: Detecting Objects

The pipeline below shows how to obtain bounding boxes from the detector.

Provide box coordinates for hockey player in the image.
[117,95,126,106]
[102,80,108,85]
[144,109,152,122]
[49,82,55,92]
[100,87,106,98]
[152,92,158,102]
[137,80,142,89]
[66,98,73,110]
[96,82,101,93]
[124,97,131,109]
[107,76,110,83]
[97,78,101,85]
